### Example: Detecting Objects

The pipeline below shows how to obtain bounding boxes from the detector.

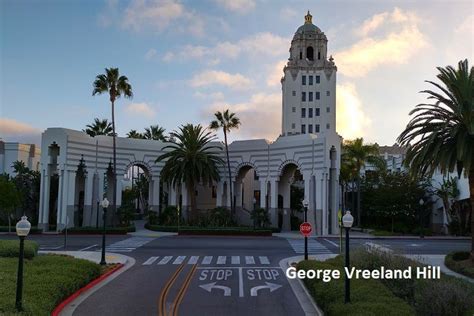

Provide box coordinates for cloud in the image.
[335,8,428,77]
[124,102,156,116]
[202,93,281,140]
[145,48,157,60]
[280,7,298,21]
[189,70,253,90]
[266,60,286,87]
[336,83,371,139]
[0,118,42,145]
[162,32,288,64]
[213,0,255,13]
[446,14,474,62]
[193,91,225,101]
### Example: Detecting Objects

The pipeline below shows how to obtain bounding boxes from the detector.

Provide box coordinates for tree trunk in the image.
[223,129,234,215]
[469,169,474,261]
[357,175,361,227]
[111,99,117,227]
[187,183,196,222]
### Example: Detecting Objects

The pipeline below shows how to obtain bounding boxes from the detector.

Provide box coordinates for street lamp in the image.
[302,199,309,260]
[342,211,354,304]
[419,198,425,239]
[100,198,109,265]
[15,216,31,311]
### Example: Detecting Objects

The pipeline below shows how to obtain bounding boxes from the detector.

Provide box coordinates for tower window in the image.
[299,52,302,59]
[327,107,330,113]
[302,75,306,85]
[308,108,313,118]
[315,124,320,133]
[306,46,314,61]
[309,76,313,85]
[292,107,296,113]
[316,76,320,84]
[292,90,296,96]
[326,91,330,96]
[301,108,306,118]
[291,123,295,129]
[316,92,320,100]
[327,123,330,129]
[301,92,306,102]
[301,124,306,134]
[316,108,320,116]
[308,124,313,133]
[318,51,321,60]
[309,92,313,102]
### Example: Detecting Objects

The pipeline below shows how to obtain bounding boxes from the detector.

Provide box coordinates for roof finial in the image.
[305,10,312,24]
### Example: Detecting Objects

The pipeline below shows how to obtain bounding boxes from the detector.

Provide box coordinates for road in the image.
[0,233,470,315]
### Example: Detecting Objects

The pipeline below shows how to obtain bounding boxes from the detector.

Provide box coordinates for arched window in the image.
[299,51,302,60]
[306,46,314,61]
[318,51,321,60]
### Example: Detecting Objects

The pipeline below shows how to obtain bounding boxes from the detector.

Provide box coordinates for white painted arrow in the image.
[250,282,282,296]
[199,282,231,296]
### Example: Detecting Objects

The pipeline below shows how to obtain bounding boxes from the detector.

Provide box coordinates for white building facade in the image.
[37,13,342,235]
[0,141,40,176]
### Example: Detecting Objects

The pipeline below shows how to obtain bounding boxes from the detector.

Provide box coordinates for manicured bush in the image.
[158,206,181,226]
[0,226,42,234]
[178,227,272,236]
[0,240,39,259]
[0,255,101,315]
[62,226,134,234]
[445,251,474,279]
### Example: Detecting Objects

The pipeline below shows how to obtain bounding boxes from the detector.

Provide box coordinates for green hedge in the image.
[0,240,39,259]
[445,251,474,279]
[0,226,42,234]
[61,225,135,234]
[0,255,101,315]
[297,258,415,315]
[145,224,273,236]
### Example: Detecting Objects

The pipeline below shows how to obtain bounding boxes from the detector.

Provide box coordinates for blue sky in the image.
[1,0,473,146]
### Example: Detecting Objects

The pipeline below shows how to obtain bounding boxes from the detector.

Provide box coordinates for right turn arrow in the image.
[250,282,282,296]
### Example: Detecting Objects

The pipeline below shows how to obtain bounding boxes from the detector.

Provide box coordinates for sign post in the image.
[299,222,312,260]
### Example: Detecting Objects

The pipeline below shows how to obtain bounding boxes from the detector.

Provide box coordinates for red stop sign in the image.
[300,222,312,237]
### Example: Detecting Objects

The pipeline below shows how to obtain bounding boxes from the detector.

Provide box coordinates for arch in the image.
[277,159,302,177]
[233,161,260,180]
[122,160,153,179]
[306,46,314,61]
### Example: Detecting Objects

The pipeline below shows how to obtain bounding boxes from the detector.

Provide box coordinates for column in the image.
[150,176,160,213]
[83,173,94,226]
[97,171,105,226]
[234,181,242,208]
[279,178,291,232]
[303,172,316,236]
[269,178,278,227]
[56,168,64,230]
[169,184,177,206]
[116,175,122,207]
[181,182,189,219]
[216,181,223,207]
[329,147,339,235]
[64,170,75,229]
[225,181,231,208]
[38,168,50,230]
[259,179,266,209]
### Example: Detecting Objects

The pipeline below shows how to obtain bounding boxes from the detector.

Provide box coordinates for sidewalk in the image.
[405,254,474,284]
[38,250,130,265]
[274,230,470,240]
[129,220,177,238]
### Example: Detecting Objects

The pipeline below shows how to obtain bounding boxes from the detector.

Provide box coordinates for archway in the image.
[234,164,260,212]
[278,162,304,231]
[47,142,60,230]
[122,162,152,216]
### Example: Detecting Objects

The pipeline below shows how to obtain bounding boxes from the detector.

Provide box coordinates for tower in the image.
[281,11,337,137]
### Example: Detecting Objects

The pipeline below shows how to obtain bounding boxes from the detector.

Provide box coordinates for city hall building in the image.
[37,12,342,235]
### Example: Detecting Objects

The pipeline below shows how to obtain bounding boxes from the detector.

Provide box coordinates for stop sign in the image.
[300,222,312,237]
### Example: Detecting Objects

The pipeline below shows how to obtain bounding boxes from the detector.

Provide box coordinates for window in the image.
[309,76,313,85]
[301,92,306,102]
[326,91,330,96]
[326,107,330,113]
[315,75,320,84]
[315,124,320,133]
[306,46,314,60]
[327,123,330,129]
[291,123,295,129]
[212,186,217,198]
[302,75,306,85]
[316,92,320,100]
[315,108,320,116]
[292,90,296,96]
[308,108,313,118]
[308,124,313,133]
[292,107,296,113]
[301,108,306,118]
[309,92,313,102]
[318,51,321,60]
[299,52,302,59]
[301,124,306,134]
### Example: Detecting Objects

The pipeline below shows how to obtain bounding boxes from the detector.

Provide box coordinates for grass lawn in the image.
[0,240,39,259]
[0,255,101,315]
[445,251,474,279]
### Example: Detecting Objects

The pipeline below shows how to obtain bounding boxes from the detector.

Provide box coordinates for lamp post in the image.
[100,198,109,266]
[302,199,309,260]
[15,216,31,311]
[419,198,425,239]
[342,211,354,304]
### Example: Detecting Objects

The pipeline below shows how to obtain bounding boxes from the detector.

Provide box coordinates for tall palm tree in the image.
[92,68,133,220]
[144,125,167,141]
[210,110,241,214]
[343,138,385,226]
[127,129,145,139]
[156,124,224,220]
[83,118,114,137]
[398,59,473,259]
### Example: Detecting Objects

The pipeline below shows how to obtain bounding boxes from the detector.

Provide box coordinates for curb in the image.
[51,263,124,316]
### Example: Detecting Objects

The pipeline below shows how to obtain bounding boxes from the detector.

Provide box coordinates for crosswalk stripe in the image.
[173,256,186,264]
[143,256,159,265]
[202,256,212,265]
[231,256,240,264]
[188,256,199,264]
[157,256,173,265]
[259,256,270,264]
[245,256,255,264]
[217,256,226,264]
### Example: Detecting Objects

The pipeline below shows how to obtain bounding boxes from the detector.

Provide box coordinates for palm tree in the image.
[83,118,114,137]
[92,68,133,220]
[156,124,224,220]
[343,138,385,226]
[144,125,167,141]
[127,130,145,139]
[210,110,241,214]
[397,59,473,259]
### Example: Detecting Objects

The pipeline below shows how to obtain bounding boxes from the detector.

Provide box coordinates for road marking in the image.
[323,238,339,248]
[39,245,63,250]
[102,236,155,253]
[202,256,212,265]
[158,256,173,265]
[78,244,98,251]
[188,256,199,264]
[287,239,332,254]
[172,264,197,316]
[199,282,231,296]
[196,266,281,270]
[143,256,159,265]
[231,256,240,264]
[250,282,282,296]
[245,256,255,264]
[173,256,186,264]
[217,256,226,264]
[158,263,185,316]
[238,267,244,297]
[259,256,270,264]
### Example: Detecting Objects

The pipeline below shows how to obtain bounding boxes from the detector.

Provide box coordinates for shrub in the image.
[0,240,39,259]
[250,208,270,228]
[445,251,474,279]
[146,209,159,225]
[159,206,181,226]
[208,207,234,227]
[451,251,470,261]
[117,203,135,227]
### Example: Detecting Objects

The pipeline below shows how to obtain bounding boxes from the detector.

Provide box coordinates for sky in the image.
[1,0,473,146]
